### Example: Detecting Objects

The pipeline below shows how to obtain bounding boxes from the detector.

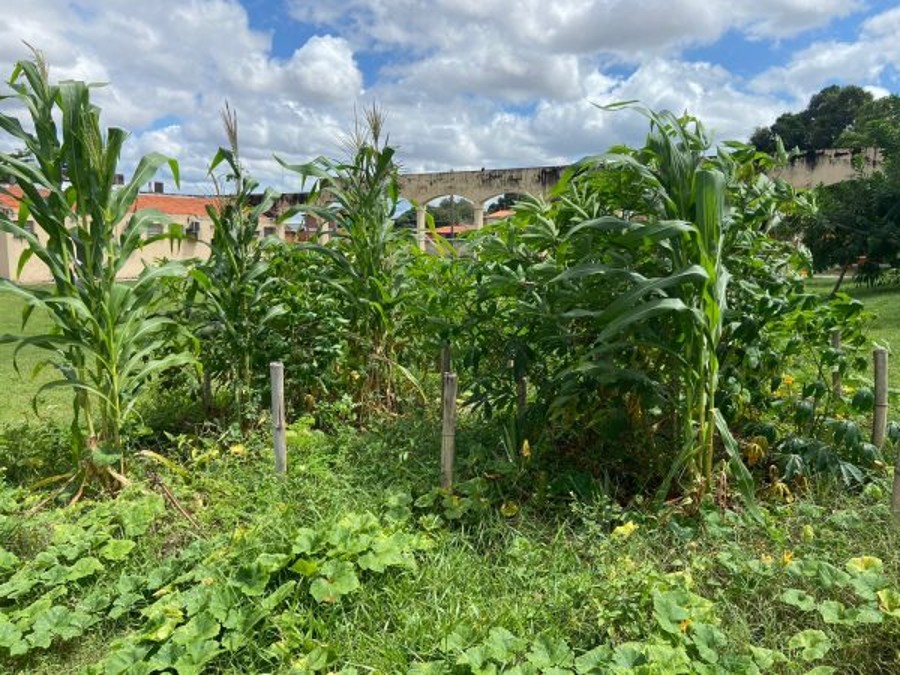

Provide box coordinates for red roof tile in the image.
[0,184,221,217]
[434,223,478,235]
[132,193,221,215]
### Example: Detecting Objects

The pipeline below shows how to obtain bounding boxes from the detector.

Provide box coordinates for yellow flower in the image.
[228,443,245,456]
[760,554,774,565]
[612,521,638,538]
[783,374,795,386]
[781,550,794,566]
[521,439,531,458]
[679,619,692,634]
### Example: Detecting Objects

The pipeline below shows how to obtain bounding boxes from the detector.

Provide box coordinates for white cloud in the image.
[0,0,893,194]
[751,5,900,103]
[287,0,860,56]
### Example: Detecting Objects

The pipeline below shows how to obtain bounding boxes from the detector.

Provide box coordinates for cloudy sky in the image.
[0,0,898,195]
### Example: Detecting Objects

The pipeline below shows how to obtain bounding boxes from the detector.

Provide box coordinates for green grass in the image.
[805,275,900,418]
[3,421,900,673]
[0,289,70,425]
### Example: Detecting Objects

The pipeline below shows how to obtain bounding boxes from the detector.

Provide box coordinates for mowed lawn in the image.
[0,289,70,425]
[805,275,900,418]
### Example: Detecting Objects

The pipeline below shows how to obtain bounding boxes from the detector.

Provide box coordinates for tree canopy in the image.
[395,196,475,229]
[782,90,900,291]
[750,85,873,153]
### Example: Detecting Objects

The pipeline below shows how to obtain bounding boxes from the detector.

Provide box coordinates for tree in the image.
[487,193,524,213]
[838,94,900,180]
[751,85,873,152]
[429,196,474,228]
[394,196,475,229]
[802,176,900,294]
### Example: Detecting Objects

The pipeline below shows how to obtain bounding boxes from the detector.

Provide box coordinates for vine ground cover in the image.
[2,419,900,674]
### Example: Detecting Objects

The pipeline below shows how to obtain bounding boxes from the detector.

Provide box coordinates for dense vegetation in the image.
[752,85,900,292]
[1,57,899,673]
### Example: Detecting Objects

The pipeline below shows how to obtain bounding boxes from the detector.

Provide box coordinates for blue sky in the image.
[0,1,898,194]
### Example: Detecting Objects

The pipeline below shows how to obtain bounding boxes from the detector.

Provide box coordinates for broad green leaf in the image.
[787,629,832,661]
[0,547,19,573]
[483,626,526,661]
[292,527,324,555]
[254,552,291,574]
[310,560,359,603]
[574,644,612,672]
[526,635,574,668]
[818,600,859,625]
[0,572,39,600]
[171,612,221,646]
[0,616,28,656]
[780,588,817,611]
[65,556,104,582]
[290,558,320,577]
[100,539,137,562]
[749,645,787,670]
[119,495,165,537]
[846,557,883,575]
[173,638,222,675]
[690,622,727,663]
[456,644,489,670]
[877,589,900,617]
[357,534,416,573]
[232,561,272,597]
[28,605,87,648]
[407,663,450,675]
[98,642,152,675]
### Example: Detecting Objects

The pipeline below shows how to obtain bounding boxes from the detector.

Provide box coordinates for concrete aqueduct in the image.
[393,147,883,249]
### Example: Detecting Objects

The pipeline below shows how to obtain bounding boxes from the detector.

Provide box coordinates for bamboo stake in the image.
[516,376,527,416]
[440,342,452,402]
[270,362,287,475]
[441,372,458,490]
[831,330,842,398]
[892,437,900,522]
[873,348,888,448]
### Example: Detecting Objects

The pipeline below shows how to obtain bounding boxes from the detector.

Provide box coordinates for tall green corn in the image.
[186,104,285,429]
[555,104,754,501]
[278,107,418,417]
[0,55,194,494]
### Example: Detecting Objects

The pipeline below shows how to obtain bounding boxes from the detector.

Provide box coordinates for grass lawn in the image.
[804,275,900,418]
[0,289,70,425]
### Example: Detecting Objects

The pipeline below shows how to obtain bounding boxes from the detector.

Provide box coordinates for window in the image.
[11,217,35,240]
[146,222,164,237]
[186,219,201,238]
[263,226,276,237]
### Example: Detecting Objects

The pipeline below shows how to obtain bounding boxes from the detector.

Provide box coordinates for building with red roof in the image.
[0,183,285,283]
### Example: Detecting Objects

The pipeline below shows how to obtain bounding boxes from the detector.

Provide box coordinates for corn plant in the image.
[278,106,419,418]
[186,104,285,429]
[547,104,755,501]
[0,56,194,495]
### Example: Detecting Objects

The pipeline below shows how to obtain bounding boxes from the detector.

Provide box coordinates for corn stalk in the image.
[0,55,195,495]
